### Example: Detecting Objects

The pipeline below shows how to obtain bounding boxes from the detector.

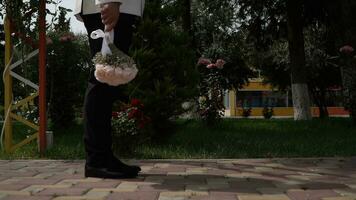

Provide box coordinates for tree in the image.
[46,8,91,129]
[254,27,342,119]
[304,24,342,118]
[192,0,252,90]
[237,0,313,120]
[326,1,356,124]
[181,0,192,38]
[128,0,200,137]
[286,0,312,120]
[237,0,356,120]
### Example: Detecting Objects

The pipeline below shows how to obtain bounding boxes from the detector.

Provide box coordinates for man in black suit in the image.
[75,0,144,179]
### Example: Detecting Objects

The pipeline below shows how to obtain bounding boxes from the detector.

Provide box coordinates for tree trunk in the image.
[286,0,312,120]
[181,0,196,50]
[182,0,192,34]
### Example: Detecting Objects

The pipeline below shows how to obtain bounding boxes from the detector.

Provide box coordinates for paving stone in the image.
[226,172,262,178]
[115,182,139,191]
[255,167,275,172]
[257,187,285,194]
[237,194,291,200]
[107,191,159,200]
[190,193,237,200]
[2,195,53,200]
[334,188,356,196]
[84,189,112,199]
[163,178,205,186]
[286,175,311,181]
[158,197,189,200]
[0,190,31,196]
[87,185,138,193]
[229,179,275,189]
[0,178,26,184]
[141,166,154,171]
[144,176,165,184]
[118,176,145,182]
[206,178,228,184]
[298,183,348,190]
[167,172,188,176]
[49,174,84,180]
[0,159,355,200]
[322,197,356,200]
[73,180,119,189]
[154,164,170,168]
[0,184,29,191]
[52,197,97,200]
[139,184,184,192]
[264,163,287,168]
[185,184,210,192]
[37,188,90,196]
[346,184,356,189]
[33,173,54,179]
[286,189,340,200]
[10,178,61,185]
[22,184,73,194]
[274,180,305,190]
[159,191,209,199]
[56,178,102,185]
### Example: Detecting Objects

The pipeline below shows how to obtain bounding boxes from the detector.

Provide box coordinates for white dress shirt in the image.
[75,0,145,21]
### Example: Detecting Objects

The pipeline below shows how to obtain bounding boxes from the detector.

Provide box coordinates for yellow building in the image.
[224,78,349,118]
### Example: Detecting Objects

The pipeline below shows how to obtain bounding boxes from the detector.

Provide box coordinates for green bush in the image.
[262,107,274,119]
[128,17,199,138]
[46,33,91,129]
[242,108,252,118]
[46,9,91,129]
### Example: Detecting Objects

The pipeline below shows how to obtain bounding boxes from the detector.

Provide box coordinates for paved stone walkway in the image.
[0,158,356,200]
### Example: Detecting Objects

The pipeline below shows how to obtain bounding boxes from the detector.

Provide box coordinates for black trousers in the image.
[82,13,138,167]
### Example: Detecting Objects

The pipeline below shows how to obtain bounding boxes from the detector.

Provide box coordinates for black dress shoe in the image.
[85,165,138,179]
[109,156,142,174]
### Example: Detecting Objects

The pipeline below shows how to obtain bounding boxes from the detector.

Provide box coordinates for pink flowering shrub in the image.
[339,45,355,55]
[197,57,226,125]
[59,33,76,42]
[198,58,212,66]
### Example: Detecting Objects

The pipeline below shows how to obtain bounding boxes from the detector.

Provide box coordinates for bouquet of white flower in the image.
[90,29,138,86]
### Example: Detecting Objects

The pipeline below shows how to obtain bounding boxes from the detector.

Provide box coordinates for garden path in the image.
[0,158,356,199]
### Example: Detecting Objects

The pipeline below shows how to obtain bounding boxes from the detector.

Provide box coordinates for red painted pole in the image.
[39,0,47,154]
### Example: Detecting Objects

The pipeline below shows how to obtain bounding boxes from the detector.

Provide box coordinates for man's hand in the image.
[100,3,121,32]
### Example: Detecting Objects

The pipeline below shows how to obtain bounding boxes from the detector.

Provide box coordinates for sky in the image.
[50,0,86,33]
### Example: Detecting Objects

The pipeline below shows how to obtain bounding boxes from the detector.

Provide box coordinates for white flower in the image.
[182,102,191,110]
[198,96,206,104]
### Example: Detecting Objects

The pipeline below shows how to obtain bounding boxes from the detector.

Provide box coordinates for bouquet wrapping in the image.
[90,29,138,86]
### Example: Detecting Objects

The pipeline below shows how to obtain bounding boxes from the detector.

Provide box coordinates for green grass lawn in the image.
[0,122,85,159]
[0,118,355,159]
[137,118,356,159]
